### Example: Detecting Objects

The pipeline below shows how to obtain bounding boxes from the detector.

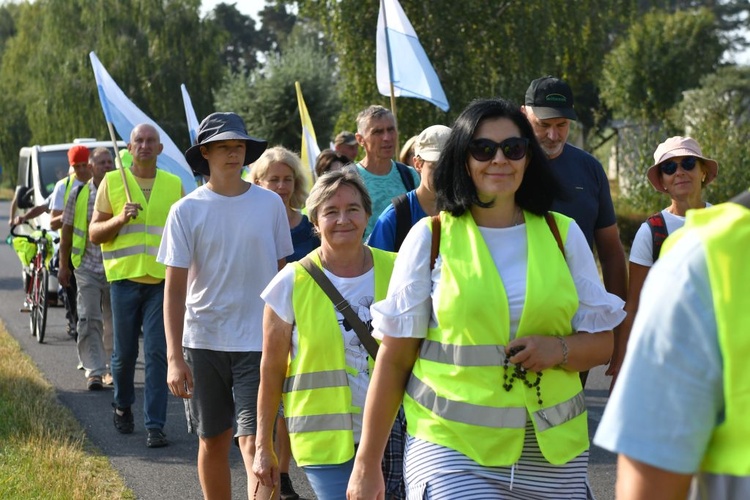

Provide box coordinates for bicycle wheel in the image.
[29,267,38,338]
[35,267,49,343]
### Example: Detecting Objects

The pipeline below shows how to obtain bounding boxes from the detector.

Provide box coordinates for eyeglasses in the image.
[469,137,529,162]
[660,156,698,175]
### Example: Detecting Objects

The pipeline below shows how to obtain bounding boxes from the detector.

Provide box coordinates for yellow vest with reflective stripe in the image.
[404,211,588,466]
[71,182,91,268]
[284,247,396,467]
[63,174,77,207]
[663,203,750,476]
[101,169,181,282]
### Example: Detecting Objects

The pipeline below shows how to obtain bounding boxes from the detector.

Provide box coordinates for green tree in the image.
[258,2,297,53]
[297,0,637,148]
[600,8,725,123]
[679,65,750,202]
[214,39,341,153]
[209,2,266,75]
[0,0,224,158]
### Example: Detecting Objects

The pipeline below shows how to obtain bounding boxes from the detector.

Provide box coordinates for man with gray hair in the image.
[58,147,115,390]
[354,105,420,239]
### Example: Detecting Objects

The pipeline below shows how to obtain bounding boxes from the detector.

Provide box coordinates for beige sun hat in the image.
[646,136,718,192]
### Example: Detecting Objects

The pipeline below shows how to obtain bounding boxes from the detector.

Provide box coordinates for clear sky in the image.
[200,0,265,20]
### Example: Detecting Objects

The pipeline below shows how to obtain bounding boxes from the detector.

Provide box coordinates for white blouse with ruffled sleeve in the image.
[371,215,625,340]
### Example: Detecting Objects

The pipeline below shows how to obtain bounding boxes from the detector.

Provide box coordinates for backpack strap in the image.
[544,212,566,259]
[394,161,416,191]
[430,214,441,271]
[646,212,668,263]
[392,193,411,252]
[730,189,750,209]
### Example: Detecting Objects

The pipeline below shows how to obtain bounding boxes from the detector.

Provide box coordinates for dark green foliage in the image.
[214,40,341,153]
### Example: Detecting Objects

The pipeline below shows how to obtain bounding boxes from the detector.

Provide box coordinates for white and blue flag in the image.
[180,84,201,146]
[90,51,196,192]
[376,0,449,112]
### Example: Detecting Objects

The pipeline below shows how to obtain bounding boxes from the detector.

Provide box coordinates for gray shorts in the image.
[183,348,261,439]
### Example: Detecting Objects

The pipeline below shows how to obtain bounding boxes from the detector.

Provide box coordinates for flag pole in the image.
[381,0,400,156]
[106,121,133,204]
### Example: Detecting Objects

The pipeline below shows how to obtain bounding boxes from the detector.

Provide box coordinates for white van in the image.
[14,138,126,229]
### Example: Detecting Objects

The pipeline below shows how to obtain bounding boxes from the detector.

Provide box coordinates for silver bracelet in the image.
[556,336,569,366]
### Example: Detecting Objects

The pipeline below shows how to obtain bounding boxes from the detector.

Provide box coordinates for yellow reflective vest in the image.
[283,247,396,467]
[62,174,77,207]
[404,211,589,466]
[70,182,92,268]
[101,169,181,282]
[663,202,750,476]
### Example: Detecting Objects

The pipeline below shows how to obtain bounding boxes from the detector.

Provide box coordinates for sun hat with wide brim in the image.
[185,112,267,177]
[646,136,719,192]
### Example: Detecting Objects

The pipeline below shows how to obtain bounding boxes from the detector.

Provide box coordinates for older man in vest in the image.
[90,124,183,448]
[58,147,115,390]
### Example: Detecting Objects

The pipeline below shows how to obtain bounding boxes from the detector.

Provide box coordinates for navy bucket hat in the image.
[185,112,267,176]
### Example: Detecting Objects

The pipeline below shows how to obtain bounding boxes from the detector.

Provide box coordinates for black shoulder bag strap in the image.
[394,161,416,191]
[731,189,750,209]
[392,193,411,252]
[299,255,379,359]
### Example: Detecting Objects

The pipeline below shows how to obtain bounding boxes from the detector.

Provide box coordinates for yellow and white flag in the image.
[295,81,320,186]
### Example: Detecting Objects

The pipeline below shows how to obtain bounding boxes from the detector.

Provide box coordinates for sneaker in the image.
[76,361,84,370]
[102,373,114,386]
[146,428,168,448]
[112,404,134,434]
[20,301,31,313]
[66,323,77,339]
[87,376,103,391]
[279,473,300,500]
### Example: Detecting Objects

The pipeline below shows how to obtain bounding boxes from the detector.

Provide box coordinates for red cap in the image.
[68,145,90,165]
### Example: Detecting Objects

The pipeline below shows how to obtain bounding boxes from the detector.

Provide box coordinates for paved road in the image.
[1,200,616,499]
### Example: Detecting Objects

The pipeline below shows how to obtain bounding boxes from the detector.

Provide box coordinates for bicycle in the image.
[10,222,58,343]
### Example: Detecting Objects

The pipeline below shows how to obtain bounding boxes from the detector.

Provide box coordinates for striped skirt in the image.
[403,421,594,499]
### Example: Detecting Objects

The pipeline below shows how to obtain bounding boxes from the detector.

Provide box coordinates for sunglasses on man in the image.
[469,137,529,162]
[660,156,698,176]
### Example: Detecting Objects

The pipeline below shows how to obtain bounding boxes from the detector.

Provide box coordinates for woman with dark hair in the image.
[347,98,624,499]
[314,149,350,178]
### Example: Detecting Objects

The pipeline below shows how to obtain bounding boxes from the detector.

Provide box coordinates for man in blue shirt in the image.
[523,76,627,386]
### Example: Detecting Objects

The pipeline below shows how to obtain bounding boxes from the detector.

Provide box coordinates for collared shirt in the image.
[62,181,105,275]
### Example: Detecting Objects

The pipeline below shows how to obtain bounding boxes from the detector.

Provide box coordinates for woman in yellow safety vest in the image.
[253,168,402,499]
[347,98,626,500]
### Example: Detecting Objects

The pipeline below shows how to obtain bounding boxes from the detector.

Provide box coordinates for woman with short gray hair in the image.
[254,167,402,499]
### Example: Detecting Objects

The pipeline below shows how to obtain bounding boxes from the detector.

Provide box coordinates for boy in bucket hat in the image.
[159,112,293,499]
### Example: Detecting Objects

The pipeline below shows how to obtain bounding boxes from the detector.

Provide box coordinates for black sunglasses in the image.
[469,137,529,162]
[660,156,698,175]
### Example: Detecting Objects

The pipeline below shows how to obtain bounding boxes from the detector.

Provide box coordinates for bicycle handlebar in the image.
[10,222,60,245]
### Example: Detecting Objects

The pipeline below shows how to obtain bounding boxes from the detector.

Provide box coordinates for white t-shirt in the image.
[261,263,374,442]
[371,216,625,341]
[157,184,293,351]
[50,176,83,211]
[629,206,710,267]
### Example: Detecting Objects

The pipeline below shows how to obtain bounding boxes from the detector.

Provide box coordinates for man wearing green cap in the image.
[523,76,627,387]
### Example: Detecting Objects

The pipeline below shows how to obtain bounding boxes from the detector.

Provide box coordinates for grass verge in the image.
[0,321,133,499]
